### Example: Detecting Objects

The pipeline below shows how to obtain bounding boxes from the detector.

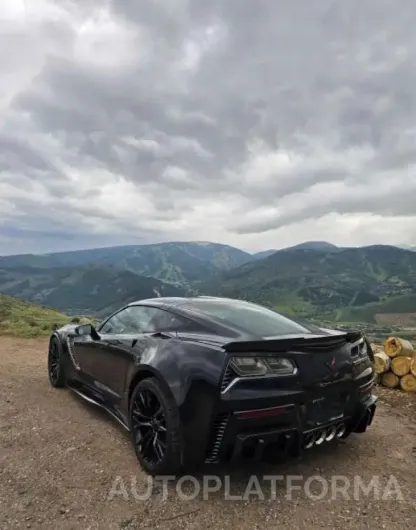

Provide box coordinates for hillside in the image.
[398,245,416,251]
[251,241,339,260]
[1,241,415,323]
[0,241,252,285]
[198,245,416,322]
[251,250,278,260]
[0,294,73,337]
[282,241,339,252]
[0,265,187,316]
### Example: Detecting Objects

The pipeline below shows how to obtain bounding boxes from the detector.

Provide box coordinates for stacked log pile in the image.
[373,337,416,392]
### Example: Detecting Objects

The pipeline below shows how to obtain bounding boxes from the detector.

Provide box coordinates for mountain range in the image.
[198,244,416,323]
[0,240,415,323]
[0,241,250,285]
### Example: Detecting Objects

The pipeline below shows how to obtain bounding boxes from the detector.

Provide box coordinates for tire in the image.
[48,336,66,388]
[129,377,183,476]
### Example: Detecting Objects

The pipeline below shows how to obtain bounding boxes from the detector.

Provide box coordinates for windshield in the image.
[182,298,315,337]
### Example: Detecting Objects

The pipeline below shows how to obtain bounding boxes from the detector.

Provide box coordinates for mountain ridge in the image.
[0,240,415,322]
[0,264,188,316]
[0,241,251,285]
[197,245,416,322]
[2,239,415,262]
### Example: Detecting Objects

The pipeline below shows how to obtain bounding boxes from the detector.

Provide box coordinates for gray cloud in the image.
[0,0,416,254]
[231,180,416,235]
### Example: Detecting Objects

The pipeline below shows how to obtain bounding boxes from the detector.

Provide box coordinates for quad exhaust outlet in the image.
[303,424,346,449]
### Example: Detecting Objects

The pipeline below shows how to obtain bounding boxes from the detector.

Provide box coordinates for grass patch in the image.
[0,294,90,337]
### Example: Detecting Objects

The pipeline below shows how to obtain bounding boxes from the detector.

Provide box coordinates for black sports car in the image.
[47,296,377,475]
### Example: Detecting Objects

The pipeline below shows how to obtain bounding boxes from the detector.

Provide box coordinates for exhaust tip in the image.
[325,425,337,441]
[304,433,316,449]
[336,424,346,438]
[315,430,327,445]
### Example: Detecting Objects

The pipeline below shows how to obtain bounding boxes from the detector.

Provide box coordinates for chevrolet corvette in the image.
[47,296,377,475]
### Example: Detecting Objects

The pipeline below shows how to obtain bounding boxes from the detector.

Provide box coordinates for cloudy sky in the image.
[1,0,415,255]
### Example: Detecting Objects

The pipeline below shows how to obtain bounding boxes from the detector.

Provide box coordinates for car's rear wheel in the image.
[48,336,66,388]
[129,377,182,476]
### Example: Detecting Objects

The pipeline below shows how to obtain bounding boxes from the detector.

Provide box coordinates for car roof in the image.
[126,296,257,338]
[127,295,228,309]
[122,296,327,339]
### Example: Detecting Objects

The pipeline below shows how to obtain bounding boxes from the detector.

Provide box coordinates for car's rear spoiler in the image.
[223,331,363,353]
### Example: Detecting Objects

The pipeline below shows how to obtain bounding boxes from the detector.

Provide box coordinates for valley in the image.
[0,241,415,337]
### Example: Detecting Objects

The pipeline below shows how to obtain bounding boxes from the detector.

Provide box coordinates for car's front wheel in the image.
[129,377,183,476]
[47,336,66,388]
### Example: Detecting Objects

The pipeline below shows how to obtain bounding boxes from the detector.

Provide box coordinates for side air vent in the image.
[220,363,238,392]
[351,339,368,361]
[66,338,80,370]
[205,413,229,463]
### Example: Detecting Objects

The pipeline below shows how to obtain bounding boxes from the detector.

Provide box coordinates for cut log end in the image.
[380,372,400,389]
[399,374,416,393]
[410,357,416,378]
[384,336,414,358]
[374,352,391,374]
[391,356,412,377]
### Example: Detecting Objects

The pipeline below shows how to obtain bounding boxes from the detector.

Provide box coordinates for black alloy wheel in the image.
[131,388,167,465]
[129,378,182,475]
[48,337,65,388]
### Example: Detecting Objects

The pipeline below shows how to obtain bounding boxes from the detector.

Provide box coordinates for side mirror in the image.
[75,324,92,336]
[73,323,100,340]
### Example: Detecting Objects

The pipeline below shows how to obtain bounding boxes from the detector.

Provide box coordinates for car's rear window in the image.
[181,298,314,337]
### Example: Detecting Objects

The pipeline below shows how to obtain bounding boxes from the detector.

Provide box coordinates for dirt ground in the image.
[0,337,415,530]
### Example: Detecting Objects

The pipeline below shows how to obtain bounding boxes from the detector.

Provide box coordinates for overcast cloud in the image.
[0,0,415,255]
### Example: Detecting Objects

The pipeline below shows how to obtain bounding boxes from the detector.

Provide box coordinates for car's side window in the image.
[121,306,157,333]
[148,309,186,332]
[148,309,207,333]
[99,309,129,334]
[99,306,204,335]
[99,313,117,334]
[100,306,157,335]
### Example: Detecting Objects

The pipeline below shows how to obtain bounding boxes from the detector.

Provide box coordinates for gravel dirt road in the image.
[0,337,415,530]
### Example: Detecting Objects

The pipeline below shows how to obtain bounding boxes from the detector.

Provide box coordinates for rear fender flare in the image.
[127,364,179,407]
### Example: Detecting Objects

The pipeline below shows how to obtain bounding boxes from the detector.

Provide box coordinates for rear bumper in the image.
[201,388,377,465]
